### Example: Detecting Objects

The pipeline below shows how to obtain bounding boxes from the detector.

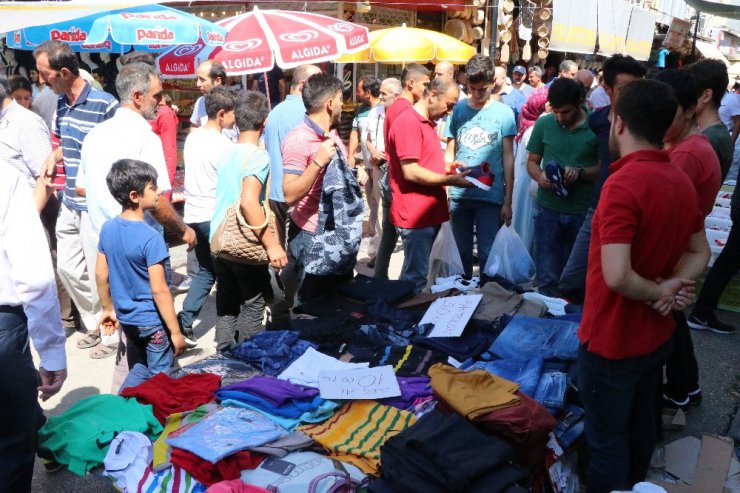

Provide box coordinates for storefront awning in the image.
[684,0,740,21]
[695,40,731,66]
[371,0,465,12]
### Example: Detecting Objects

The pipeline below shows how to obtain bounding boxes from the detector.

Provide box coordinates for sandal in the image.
[89,344,118,359]
[77,331,101,349]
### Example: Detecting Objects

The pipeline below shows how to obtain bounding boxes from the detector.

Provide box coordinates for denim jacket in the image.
[305,136,364,276]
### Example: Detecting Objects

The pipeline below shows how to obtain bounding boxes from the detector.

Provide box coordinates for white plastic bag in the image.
[484,225,536,283]
[426,222,465,289]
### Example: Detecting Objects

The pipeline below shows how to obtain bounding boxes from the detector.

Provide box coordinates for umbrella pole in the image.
[264,70,272,110]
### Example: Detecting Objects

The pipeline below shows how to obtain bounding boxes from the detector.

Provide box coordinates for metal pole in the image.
[691,10,700,59]
[489,0,498,61]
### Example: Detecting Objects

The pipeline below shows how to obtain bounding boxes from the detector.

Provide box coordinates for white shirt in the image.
[77,108,172,235]
[0,167,66,371]
[366,104,386,154]
[190,95,239,142]
[183,126,233,223]
[31,85,58,132]
[719,92,740,132]
[587,86,610,110]
[0,100,51,188]
[513,83,536,99]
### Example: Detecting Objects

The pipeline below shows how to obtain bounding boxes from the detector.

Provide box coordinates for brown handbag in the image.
[210,148,277,265]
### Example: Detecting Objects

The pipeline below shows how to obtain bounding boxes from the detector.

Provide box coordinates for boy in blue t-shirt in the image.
[96,159,185,391]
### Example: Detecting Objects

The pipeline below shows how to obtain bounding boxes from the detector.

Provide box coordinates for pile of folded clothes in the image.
[39,275,592,492]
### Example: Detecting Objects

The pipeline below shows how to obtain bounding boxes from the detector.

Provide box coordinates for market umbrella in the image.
[335,24,476,64]
[6,4,227,53]
[155,6,370,78]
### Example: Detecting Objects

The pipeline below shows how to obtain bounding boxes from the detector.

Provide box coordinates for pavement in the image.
[29,234,740,492]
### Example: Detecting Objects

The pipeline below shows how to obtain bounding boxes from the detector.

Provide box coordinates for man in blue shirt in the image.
[494,65,526,126]
[263,64,322,248]
[34,40,118,350]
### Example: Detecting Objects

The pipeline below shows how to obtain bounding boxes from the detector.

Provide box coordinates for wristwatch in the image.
[577,167,585,179]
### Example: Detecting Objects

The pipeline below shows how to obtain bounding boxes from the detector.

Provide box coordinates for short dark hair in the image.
[235,90,269,131]
[205,86,236,119]
[208,61,227,85]
[106,159,158,208]
[424,75,454,98]
[602,54,646,88]
[654,69,697,111]
[547,77,584,108]
[0,74,9,100]
[8,75,32,94]
[685,59,729,109]
[91,67,106,79]
[465,54,494,85]
[614,79,678,146]
[302,73,342,114]
[401,63,430,87]
[119,51,156,67]
[360,75,381,98]
[33,40,80,76]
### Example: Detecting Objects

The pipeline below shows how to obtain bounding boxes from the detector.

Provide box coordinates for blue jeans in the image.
[533,205,585,297]
[533,371,568,411]
[119,324,173,392]
[578,341,672,493]
[397,225,440,294]
[449,199,501,278]
[374,196,398,280]
[464,356,543,397]
[559,206,594,302]
[178,221,215,329]
[0,306,43,492]
[490,315,581,361]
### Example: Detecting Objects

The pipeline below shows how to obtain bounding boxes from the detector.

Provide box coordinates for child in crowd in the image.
[96,159,185,391]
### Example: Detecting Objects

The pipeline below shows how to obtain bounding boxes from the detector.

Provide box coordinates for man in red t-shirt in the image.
[655,69,723,414]
[577,80,710,493]
[386,76,472,292]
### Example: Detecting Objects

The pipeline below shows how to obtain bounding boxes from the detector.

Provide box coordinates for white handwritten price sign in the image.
[318,366,401,400]
[420,294,483,338]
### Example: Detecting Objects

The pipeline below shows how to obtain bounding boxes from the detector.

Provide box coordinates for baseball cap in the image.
[513,65,527,75]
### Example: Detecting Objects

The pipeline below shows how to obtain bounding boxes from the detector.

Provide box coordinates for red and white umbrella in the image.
[156,7,370,78]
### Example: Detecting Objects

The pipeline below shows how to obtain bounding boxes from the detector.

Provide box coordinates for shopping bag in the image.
[484,225,536,284]
[426,222,465,288]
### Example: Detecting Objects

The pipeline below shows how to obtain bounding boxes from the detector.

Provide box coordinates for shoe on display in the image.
[687,312,736,335]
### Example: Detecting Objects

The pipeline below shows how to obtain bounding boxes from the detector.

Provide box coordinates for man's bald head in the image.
[291,64,322,93]
[575,69,594,90]
[434,61,455,79]
[493,65,507,92]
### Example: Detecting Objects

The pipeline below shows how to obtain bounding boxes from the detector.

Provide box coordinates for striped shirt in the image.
[54,82,118,211]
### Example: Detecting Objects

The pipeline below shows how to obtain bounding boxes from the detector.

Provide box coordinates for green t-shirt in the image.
[702,122,734,182]
[526,111,599,214]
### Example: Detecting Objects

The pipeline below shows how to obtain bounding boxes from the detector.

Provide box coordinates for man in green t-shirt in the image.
[526,78,598,296]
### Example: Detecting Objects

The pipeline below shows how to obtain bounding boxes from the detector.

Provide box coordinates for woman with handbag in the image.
[209,91,288,352]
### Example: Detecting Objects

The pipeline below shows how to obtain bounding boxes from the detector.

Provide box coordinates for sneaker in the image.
[182,327,198,348]
[688,388,702,407]
[687,312,736,334]
[172,277,191,294]
[662,394,691,414]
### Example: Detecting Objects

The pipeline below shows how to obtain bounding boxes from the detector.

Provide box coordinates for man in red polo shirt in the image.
[386,76,472,293]
[577,79,710,493]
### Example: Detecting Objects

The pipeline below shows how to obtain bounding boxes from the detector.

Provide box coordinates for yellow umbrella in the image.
[336,24,476,64]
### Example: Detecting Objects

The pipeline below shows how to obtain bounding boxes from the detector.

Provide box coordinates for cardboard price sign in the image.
[318,366,400,400]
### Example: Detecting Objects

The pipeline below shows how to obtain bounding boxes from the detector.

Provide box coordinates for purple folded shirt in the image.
[220,376,319,408]
[379,376,433,410]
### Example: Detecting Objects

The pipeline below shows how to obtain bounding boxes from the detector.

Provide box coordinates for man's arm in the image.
[241,176,288,269]
[400,158,472,188]
[444,138,456,165]
[670,230,711,282]
[283,139,336,206]
[95,251,117,335]
[148,262,185,356]
[150,195,196,250]
[41,147,63,186]
[347,129,359,168]
[501,136,515,225]
[526,151,552,189]
[732,115,740,144]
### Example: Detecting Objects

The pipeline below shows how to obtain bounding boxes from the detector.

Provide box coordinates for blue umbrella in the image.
[7,4,226,53]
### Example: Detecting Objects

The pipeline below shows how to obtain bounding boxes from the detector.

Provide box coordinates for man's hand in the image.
[563,167,580,186]
[357,167,369,186]
[170,332,185,357]
[314,139,337,167]
[370,148,385,161]
[98,309,119,335]
[182,226,197,251]
[501,202,513,226]
[446,169,475,188]
[38,368,67,402]
[41,154,57,187]
[267,244,288,269]
[649,277,696,315]
[537,170,553,189]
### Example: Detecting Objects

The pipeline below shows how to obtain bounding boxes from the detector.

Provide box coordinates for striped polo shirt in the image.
[54,82,118,211]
